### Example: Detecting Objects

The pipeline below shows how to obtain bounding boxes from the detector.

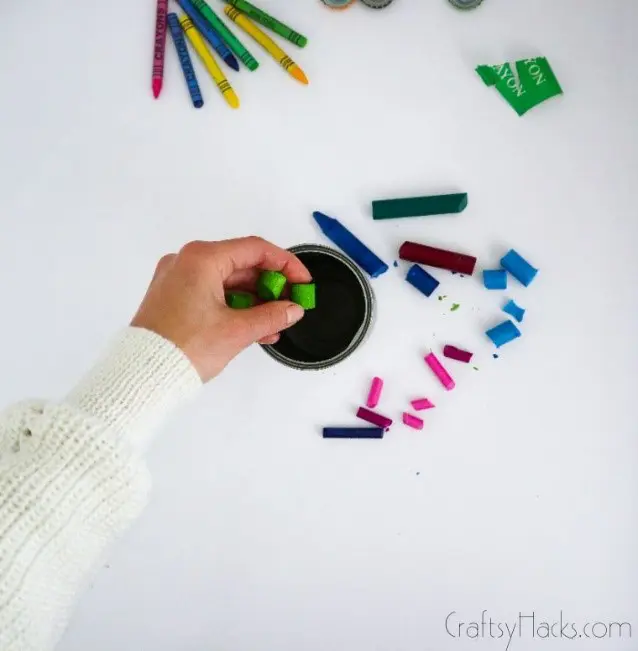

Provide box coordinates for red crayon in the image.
[152,0,169,98]
[399,241,477,275]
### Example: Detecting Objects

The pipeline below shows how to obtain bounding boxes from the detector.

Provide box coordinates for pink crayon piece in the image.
[424,351,455,390]
[411,398,435,411]
[403,413,424,430]
[356,406,393,429]
[152,0,168,98]
[366,376,384,408]
[443,345,474,364]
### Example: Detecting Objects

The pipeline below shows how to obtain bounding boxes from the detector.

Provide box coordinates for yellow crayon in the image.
[179,15,240,108]
[223,7,308,85]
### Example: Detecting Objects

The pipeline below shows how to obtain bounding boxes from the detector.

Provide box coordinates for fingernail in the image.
[286,304,305,325]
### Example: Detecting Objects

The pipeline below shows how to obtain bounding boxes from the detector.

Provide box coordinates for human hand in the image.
[130,237,311,382]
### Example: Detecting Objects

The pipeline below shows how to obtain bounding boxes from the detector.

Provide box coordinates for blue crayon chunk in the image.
[503,299,525,323]
[323,427,385,439]
[500,249,538,287]
[312,211,389,279]
[406,264,440,297]
[167,14,204,109]
[483,269,507,290]
[176,0,240,71]
[486,320,521,348]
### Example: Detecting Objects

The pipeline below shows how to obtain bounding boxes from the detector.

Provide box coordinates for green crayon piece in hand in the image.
[257,270,287,301]
[226,291,256,309]
[290,283,316,309]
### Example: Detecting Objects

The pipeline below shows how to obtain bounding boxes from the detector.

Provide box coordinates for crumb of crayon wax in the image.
[450,303,460,311]
[473,366,479,371]
[393,260,398,268]
[493,353,499,359]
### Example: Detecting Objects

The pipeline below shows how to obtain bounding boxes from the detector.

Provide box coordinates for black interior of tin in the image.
[271,251,367,364]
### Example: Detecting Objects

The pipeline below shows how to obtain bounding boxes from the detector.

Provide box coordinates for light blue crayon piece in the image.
[503,299,525,323]
[483,269,507,290]
[167,13,204,108]
[175,0,240,71]
[486,320,521,348]
[501,249,538,287]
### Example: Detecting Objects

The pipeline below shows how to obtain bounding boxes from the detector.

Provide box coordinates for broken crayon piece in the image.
[366,377,384,409]
[406,264,440,298]
[424,351,455,390]
[483,269,507,290]
[257,270,287,300]
[403,413,424,430]
[399,241,477,275]
[372,193,468,220]
[411,398,435,411]
[356,406,393,429]
[290,283,316,309]
[486,320,521,348]
[226,291,255,309]
[503,299,525,322]
[500,249,538,286]
[443,345,473,363]
[323,427,384,439]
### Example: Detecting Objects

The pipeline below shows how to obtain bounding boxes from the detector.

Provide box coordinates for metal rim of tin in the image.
[320,0,357,9]
[447,0,484,9]
[360,0,395,8]
[261,243,374,371]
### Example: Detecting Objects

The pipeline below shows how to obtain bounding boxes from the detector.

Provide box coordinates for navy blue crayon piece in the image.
[500,249,538,287]
[167,13,204,108]
[176,0,240,71]
[485,320,521,348]
[312,211,389,279]
[405,264,439,297]
[323,427,385,439]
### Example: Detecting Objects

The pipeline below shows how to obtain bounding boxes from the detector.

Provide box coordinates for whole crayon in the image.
[167,13,204,108]
[180,16,240,108]
[224,7,308,84]
[152,0,168,98]
[190,0,259,70]
[323,427,385,439]
[313,211,388,279]
[176,0,239,71]
[225,0,308,48]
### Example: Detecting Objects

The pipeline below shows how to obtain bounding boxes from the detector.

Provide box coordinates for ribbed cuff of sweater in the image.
[67,327,202,452]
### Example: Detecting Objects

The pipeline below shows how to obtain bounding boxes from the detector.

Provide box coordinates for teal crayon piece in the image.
[372,193,468,220]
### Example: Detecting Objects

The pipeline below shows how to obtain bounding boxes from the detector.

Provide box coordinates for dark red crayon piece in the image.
[399,241,477,275]
[443,345,473,363]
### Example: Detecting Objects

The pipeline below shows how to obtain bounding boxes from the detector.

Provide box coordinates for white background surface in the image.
[1,0,637,649]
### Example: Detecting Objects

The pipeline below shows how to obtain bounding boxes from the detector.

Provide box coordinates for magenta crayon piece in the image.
[443,345,474,363]
[424,351,455,390]
[403,413,424,430]
[152,0,168,98]
[366,377,384,408]
[411,398,435,411]
[356,406,393,429]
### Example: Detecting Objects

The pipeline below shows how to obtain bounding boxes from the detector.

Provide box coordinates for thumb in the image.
[232,301,305,346]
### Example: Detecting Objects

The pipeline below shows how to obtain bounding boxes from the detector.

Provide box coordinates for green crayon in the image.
[257,270,287,301]
[290,283,316,309]
[190,0,259,70]
[226,291,255,309]
[225,0,308,48]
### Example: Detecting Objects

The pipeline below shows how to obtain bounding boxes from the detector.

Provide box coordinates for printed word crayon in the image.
[225,0,308,48]
[167,13,204,108]
[190,0,259,70]
[312,211,388,278]
[323,427,385,439]
[152,0,169,97]
[180,16,240,109]
[224,7,308,84]
[176,0,239,71]
[399,241,477,275]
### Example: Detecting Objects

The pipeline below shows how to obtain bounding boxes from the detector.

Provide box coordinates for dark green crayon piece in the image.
[372,193,468,220]
[190,0,259,70]
[290,283,316,309]
[257,270,287,301]
[225,0,308,48]
[226,291,255,309]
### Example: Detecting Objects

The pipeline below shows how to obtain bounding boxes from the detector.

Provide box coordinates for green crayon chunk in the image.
[191,0,259,70]
[225,0,308,48]
[290,283,316,309]
[226,291,255,309]
[257,270,287,301]
[372,193,468,220]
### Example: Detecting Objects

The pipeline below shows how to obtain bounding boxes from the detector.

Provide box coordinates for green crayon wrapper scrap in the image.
[257,270,287,301]
[291,283,316,310]
[226,291,255,309]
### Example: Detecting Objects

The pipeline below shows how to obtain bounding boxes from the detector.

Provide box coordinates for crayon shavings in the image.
[450,303,460,312]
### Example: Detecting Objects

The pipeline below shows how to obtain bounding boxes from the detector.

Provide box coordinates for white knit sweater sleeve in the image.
[0,327,202,651]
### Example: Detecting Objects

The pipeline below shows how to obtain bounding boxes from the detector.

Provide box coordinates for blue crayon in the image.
[502,299,525,323]
[500,249,538,287]
[406,264,439,297]
[485,320,521,348]
[175,0,240,71]
[323,427,385,439]
[483,269,507,290]
[312,211,389,279]
[167,14,204,108]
